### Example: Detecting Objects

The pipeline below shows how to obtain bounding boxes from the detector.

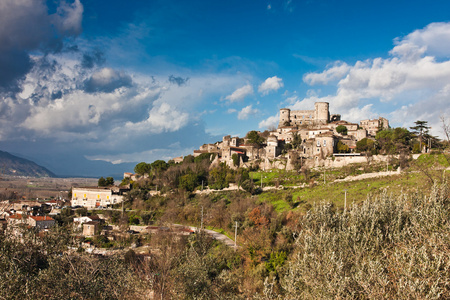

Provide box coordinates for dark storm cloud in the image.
[81,50,106,69]
[0,50,32,93]
[0,0,83,90]
[83,68,133,93]
[168,75,189,86]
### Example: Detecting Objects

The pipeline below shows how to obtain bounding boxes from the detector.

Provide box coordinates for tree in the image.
[209,163,230,190]
[151,160,169,173]
[134,162,151,175]
[336,141,350,153]
[246,130,265,147]
[410,120,430,151]
[232,153,239,167]
[105,177,114,186]
[336,125,348,135]
[356,138,375,154]
[291,132,302,149]
[178,172,199,192]
[98,177,107,186]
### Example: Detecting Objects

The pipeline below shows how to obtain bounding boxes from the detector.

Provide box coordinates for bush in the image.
[280,184,450,299]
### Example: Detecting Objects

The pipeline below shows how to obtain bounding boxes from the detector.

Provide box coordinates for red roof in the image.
[29,216,54,221]
[9,214,23,220]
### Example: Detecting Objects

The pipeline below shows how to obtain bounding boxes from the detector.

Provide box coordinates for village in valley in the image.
[0,102,394,238]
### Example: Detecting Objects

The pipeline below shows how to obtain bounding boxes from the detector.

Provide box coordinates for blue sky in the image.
[1,0,450,177]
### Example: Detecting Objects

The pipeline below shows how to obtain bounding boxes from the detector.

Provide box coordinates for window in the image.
[317,140,320,147]
[323,140,326,147]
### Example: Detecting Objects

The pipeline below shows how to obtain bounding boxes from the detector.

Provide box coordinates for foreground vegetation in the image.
[2,181,449,299]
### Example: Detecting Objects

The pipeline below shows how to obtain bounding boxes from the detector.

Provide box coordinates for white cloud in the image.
[227,108,237,114]
[298,22,450,132]
[392,22,450,59]
[303,62,350,85]
[258,76,284,95]
[258,114,279,129]
[84,67,132,93]
[86,146,194,164]
[224,83,253,102]
[237,105,259,120]
[118,102,189,134]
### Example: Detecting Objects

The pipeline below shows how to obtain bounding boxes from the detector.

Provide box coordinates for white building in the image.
[71,187,125,209]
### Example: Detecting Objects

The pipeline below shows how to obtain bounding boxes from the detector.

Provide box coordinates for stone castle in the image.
[279,102,341,127]
[186,102,389,170]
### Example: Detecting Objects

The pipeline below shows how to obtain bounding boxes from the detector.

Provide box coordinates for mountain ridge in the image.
[0,150,56,177]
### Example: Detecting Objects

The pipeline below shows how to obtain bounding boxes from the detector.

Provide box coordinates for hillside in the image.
[0,150,55,177]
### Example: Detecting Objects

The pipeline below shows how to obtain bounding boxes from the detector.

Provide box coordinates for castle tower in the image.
[279,108,291,127]
[314,102,329,124]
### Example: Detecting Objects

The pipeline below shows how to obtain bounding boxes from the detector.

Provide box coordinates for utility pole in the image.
[234,221,238,250]
[343,189,348,212]
[201,206,204,229]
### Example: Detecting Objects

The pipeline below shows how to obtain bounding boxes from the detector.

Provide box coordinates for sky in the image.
[1,0,450,177]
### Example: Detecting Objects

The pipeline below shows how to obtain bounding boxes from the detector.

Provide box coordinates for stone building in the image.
[83,221,100,236]
[360,117,389,136]
[266,135,281,159]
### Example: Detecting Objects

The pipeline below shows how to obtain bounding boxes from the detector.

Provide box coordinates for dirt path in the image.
[188,226,238,248]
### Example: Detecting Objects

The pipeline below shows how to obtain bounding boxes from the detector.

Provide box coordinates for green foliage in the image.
[120,177,131,186]
[75,207,88,216]
[356,137,375,153]
[232,153,239,167]
[134,161,151,175]
[265,251,287,273]
[376,127,413,154]
[105,176,114,186]
[336,125,348,135]
[129,214,140,225]
[178,171,199,192]
[194,152,216,164]
[151,159,169,172]
[183,155,195,164]
[246,130,265,147]
[98,176,107,186]
[209,163,231,190]
[336,141,350,153]
[291,132,302,149]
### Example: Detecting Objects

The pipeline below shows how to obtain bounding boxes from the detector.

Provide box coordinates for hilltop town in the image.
[186,102,389,170]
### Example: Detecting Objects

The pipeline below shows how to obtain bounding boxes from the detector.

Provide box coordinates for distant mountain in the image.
[0,150,55,177]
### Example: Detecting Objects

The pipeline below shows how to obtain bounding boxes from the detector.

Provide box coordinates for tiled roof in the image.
[29,216,54,221]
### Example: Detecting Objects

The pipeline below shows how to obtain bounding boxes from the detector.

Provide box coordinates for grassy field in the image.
[255,154,449,213]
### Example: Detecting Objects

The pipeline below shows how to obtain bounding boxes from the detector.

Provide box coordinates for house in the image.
[83,221,101,236]
[28,216,55,230]
[73,215,103,228]
[7,213,55,231]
